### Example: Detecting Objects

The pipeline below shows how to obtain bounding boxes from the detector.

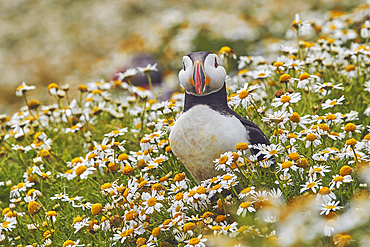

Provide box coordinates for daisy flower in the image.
[304,132,322,148]
[238,56,252,69]
[15,82,36,97]
[254,143,284,160]
[308,165,331,179]
[184,234,207,247]
[104,127,128,137]
[137,63,158,74]
[250,69,272,80]
[316,187,336,203]
[73,217,89,234]
[329,175,353,190]
[236,201,256,216]
[229,83,260,108]
[300,177,322,193]
[116,68,138,81]
[112,226,134,244]
[214,151,234,171]
[271,92,301,111]
[238,186,256,199]
[321,95,345,109]
[314,82,344,95]
[262,109,290,127]
[0,217,17,233]
[141,190,164,214]
[50,193,68,201]
[319,201,343,215]
[62,240,84,247]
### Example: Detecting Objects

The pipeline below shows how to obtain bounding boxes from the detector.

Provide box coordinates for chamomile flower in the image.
[329,175,353,190]
[254,143,284,160]
[309,165,331,179]
[319,201,343,215]
[236,201,256,216]
[15,82,36,97]
[137,63,158,74]
[321,95,345,109]
[300,177,322,193]
[142,190,164,214]
[239,186,256,199]
[104,127,128,137]
[116,68,138,81]
[184,234,207,247]
[316,187,336,203]
[271,92,301,111]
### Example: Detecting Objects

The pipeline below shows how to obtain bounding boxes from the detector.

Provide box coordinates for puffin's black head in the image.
[179,51,226,96]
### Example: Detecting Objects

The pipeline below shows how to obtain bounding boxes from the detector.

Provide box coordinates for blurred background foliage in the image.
[0,0,362,114]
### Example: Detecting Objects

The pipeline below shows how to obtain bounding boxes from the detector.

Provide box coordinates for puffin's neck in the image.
[183,83,229,113]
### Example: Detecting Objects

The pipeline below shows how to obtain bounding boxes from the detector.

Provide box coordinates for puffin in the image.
[169,51,272,184]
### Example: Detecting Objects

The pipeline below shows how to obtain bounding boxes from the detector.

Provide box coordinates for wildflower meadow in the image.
[3,4,370,247]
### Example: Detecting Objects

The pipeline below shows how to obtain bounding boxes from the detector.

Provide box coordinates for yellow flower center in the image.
[329,100,338,106]
[288,153,300,161]
[240,201,251,208]
[63,240,75,247]
[175,192,183,201]
[122,166,134,175]
[239,90,249,99]
[147,197,157,207]
[218,156,228,164]
[257,73,266,77]
[289,112,300,122]
[212,225,222,231]
[344,123,356,132]
[312,167,322,173]
[223,175,233,181]
[92,89,102,94]
[326,114,336,120]
[269,150,278,155]
[213,184,222,190]
[28,201,41,215]
[75,166,87,176]
[184,222,196,232]
[282,161,293,169]
[242,187,252,194]
[299,72,311,80]
[152,227,160,237]
[340,166,353,176]
[363,134,370,141]
[279,74,291,83]
[189,238,201,245]
[280,95,291,103]
[219,46,232,54]
[2,221,9,228]
[306,133,317,141]
[48,83,59,91]
[91,203,103,215]
[306,182,315,188]
[235,142,249,150]
[346,138,357,146]
[196,186,206,194]
[118,153,129,161]
[46,211,57,217]
[101,183,111,190]
[345,65,356,72]
[319,187,331,195]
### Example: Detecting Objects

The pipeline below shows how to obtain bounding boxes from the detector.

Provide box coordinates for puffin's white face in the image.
[178,52,226,96]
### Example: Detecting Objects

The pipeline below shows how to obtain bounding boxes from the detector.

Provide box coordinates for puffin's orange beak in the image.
[190,60,208,95]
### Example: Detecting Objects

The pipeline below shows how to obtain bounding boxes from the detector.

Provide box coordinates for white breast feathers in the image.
[169,105,250,183]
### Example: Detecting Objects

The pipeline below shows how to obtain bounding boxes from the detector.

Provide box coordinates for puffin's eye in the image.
[214,57,218,68]
[183,61,186,71]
